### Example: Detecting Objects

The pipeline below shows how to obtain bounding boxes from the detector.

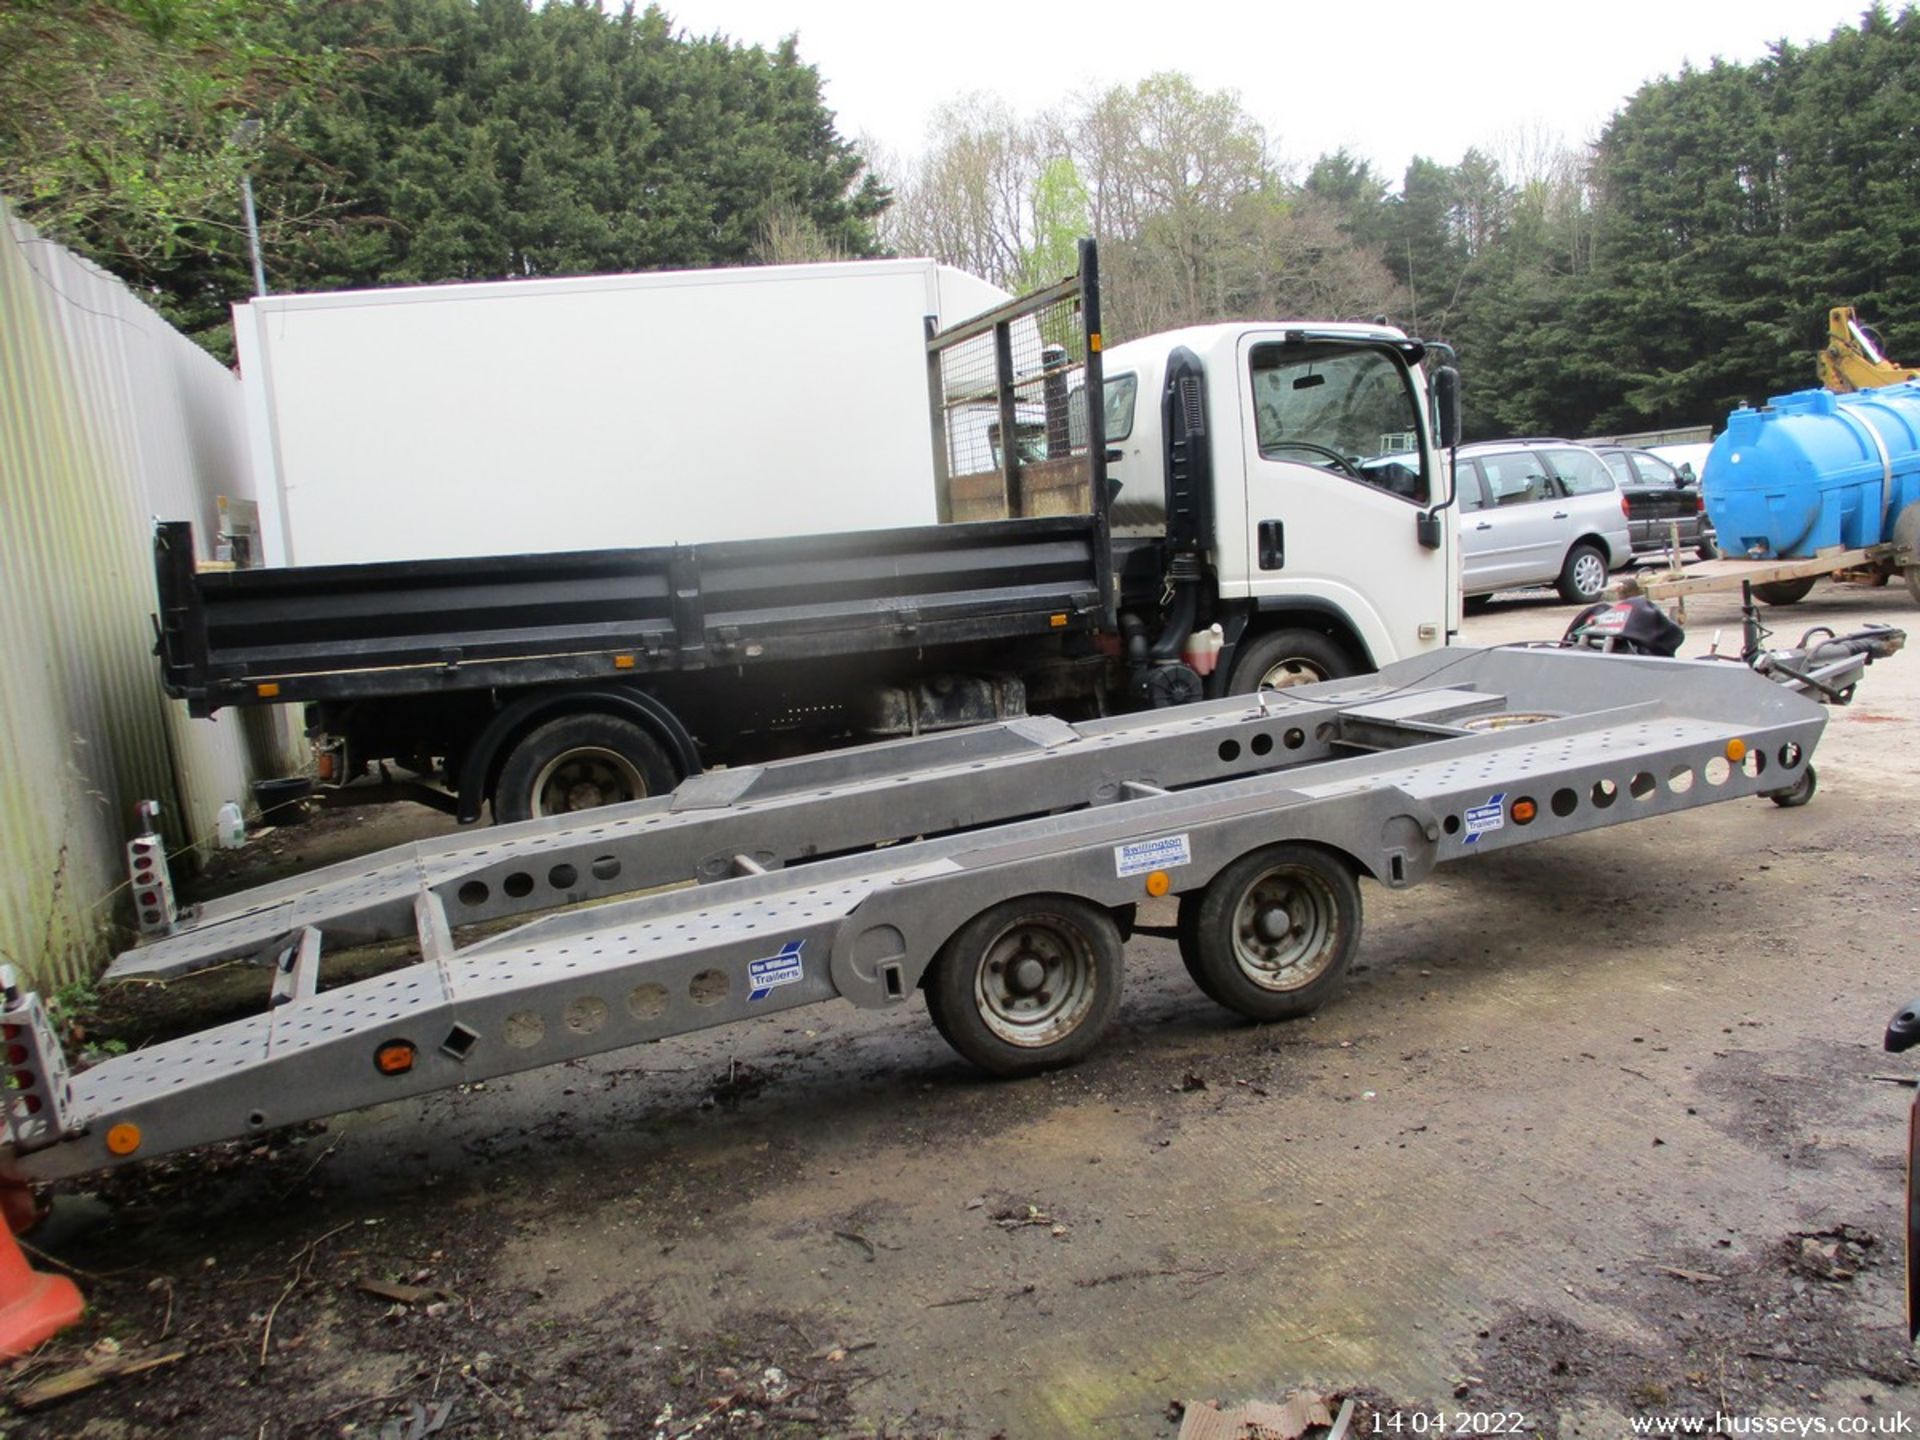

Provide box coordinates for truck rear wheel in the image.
[1228,628,1353,692]
[923,895,1123,1077]
[1753,576,1818,606]
[1178,843,1359,1022]
[494,714,677,822]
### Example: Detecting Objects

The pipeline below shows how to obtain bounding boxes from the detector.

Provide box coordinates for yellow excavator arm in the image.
[1819,306,1920,392]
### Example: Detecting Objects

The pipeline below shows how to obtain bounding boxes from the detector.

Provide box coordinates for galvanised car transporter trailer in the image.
[0,639,1893,1183]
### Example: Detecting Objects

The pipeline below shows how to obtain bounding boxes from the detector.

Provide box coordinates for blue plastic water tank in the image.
[1703,380,1920,558]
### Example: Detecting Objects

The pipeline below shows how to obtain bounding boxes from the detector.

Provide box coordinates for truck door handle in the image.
[1257,519,1284,570]
[1474,521,1493,530]
[1551,510,1569,519]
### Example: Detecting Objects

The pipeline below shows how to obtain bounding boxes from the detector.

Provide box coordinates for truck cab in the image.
[1100,322,1458,691]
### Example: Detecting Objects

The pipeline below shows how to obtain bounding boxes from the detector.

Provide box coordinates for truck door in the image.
[1233,336,1450,663]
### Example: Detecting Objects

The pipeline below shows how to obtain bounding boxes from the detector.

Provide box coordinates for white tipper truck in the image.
[161,242,1462,822]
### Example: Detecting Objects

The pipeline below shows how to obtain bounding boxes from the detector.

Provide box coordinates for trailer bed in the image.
[2,645,1834,1182]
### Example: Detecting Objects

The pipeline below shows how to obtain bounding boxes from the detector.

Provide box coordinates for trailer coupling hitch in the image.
[1752,623,1907,705]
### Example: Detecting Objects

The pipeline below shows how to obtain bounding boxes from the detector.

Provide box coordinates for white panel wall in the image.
[0,203,296,989]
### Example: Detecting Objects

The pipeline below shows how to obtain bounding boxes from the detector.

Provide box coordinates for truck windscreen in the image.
[1249,343,1427,504]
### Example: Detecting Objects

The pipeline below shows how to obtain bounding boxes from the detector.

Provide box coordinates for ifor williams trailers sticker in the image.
[1463,793,1505,844]
[748,940,805,1001]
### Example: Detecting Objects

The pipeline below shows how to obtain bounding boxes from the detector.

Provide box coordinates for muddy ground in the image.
[10,584,1920,1439]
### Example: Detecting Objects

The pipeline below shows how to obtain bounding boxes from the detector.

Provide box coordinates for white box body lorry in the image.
[234,259,1010,567]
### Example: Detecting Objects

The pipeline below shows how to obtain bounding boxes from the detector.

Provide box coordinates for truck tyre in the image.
[1695,532,1719,562]
[923,894,1123,1077]
[1753,576,1818,606]
[1179,843,1359,1023]
[1227,628,1353,692]
[1556,542,1610,603]
[494,714,677,822]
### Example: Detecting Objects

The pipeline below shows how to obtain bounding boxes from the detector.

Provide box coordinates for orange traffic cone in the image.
[0,1183,82,1357]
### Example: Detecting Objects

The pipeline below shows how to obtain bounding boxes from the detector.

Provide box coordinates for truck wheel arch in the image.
[458,688,701,823]
[1214,605,1375,697]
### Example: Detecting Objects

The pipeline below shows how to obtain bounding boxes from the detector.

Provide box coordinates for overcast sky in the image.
[653,0,1880,180]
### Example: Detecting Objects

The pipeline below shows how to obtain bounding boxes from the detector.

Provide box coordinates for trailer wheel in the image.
[1767,763,1817,809]
[1182,844,1360,1022]
[924,895,1123,1077]
[494,714,677,822]
[1228,628,1353,692]
[1754,576,1818,606]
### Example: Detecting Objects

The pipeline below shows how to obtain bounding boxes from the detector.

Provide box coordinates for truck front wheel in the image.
[494,714,677,822]
[1227,628,1354,692]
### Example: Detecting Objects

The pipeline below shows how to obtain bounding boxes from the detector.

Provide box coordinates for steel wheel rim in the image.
[1230,865,1340,991]
[972,914,1099,1047]
[531,746,647,816]
[1572,551,1607,597]
[1257,656,1328,689]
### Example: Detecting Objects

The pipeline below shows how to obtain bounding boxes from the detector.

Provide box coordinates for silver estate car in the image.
[1455,439,1635,604]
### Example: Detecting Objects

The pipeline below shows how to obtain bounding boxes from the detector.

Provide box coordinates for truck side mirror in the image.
[1432,366,1462,449]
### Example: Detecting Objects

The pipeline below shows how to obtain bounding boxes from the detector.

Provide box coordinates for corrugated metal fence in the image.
[0,202,296,992]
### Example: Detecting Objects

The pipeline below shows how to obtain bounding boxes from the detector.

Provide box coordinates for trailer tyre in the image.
[1181,844,1360,1022]
[494,714,677,822]
[1753,576,1818,606]
[1227,628,1353,692]
[924,895,1124,1077]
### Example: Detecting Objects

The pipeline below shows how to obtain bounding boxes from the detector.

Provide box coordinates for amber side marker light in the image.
[1510,797,1538,825]
[256,682,280,698]
[1726,738,1748,763]
[105,1122,142,1156]
[374,1040,417,1076]
[1144,869,1171,897]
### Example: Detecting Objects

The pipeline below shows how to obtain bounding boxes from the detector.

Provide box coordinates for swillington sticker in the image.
[1463,793,1506,844]
[747,939,805,1002]
[1114,833,1192,877]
